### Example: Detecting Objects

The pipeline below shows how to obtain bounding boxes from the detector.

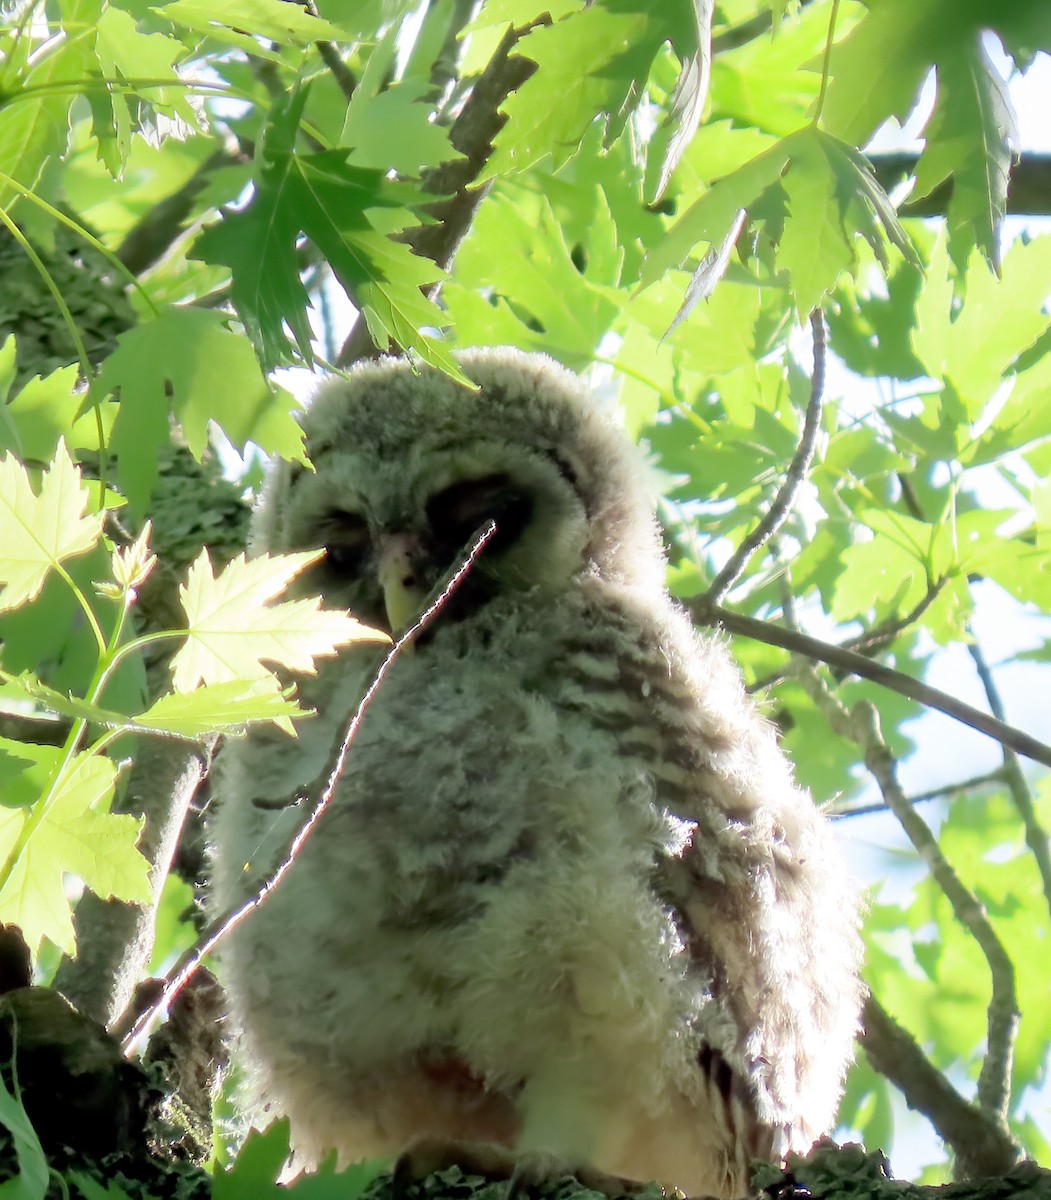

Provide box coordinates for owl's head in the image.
[253,348,665,633]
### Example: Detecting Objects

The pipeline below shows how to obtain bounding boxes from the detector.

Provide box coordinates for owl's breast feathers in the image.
[211,578,859,1191]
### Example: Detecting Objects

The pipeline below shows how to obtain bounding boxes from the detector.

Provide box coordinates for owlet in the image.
[209,348,861,1196]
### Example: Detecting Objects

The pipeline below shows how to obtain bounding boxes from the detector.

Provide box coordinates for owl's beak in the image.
[377,534,428,634]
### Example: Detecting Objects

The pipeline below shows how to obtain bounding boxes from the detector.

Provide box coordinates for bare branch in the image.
[117,521,498,1054]
[854,701,1019,1130]
[805,671,1020,1139]
[829,768,1007,819]
[967,640,1051,922]
[860,993,1023,1180]
[298,0,358,100]
[315,39,358,100]
[706,310,827,606]
[693,603,1051,770]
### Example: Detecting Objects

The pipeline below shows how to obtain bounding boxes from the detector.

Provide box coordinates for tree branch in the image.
[851,701,1019,1131]
[692,603,1051,769]
[338,20,543,364]
[841,577,946,655]
[829,768,1007,818]
[860,993,1024,1180]
[804,671,1020,1146]
[967,639,1051,922]
[869,151,1051,217]
[116,145,245,275]
[706,309,827,606]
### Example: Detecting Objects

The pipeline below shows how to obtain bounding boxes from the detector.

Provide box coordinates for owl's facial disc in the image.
[424,473,534,563]
[374,474,532,633]
[302,447,585,637]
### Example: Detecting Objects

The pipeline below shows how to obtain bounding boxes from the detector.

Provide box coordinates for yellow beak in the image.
[377,534,427,635]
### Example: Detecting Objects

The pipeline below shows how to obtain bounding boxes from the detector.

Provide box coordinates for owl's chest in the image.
[307,632,614,895]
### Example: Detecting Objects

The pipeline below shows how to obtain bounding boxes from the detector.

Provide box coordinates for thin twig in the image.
[842,577,946,654]
[748,571,946,696]
[861,992,1023,1179]
[968,639,1051,922]
[693,603,1051,769]
[830,768,1007,819]
[117,521,497,1054]
[706,310,827,606]
[805,672,1020,1138]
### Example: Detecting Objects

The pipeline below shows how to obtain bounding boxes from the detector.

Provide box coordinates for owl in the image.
[208,348,861,1197]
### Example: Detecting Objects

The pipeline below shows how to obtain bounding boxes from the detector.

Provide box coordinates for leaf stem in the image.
[813,0,841,127]
[0,210,110,502]
[0,168,159,316]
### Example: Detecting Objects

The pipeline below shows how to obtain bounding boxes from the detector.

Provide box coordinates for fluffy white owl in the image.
[209,348,861,1196]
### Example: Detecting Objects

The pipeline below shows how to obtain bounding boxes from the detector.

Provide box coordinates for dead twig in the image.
[705,310,827,606]
[117,521,497,1054]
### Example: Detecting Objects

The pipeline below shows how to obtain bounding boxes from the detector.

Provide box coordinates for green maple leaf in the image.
[155,0,346,58]
[484,0,687,179]
[0,441,105,612]
[823,0,942,146]
[777,130,918,316]
[912,38,1016,271]
[170,550,388,694]
[0,752,150,956]
[96,306,306,511]
[135,679,307,738]
[194,89,466,380]
[638,135,794,290]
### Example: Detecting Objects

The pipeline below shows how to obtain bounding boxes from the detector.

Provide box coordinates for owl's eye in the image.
[426,473,533,555]
[322,511,371,576]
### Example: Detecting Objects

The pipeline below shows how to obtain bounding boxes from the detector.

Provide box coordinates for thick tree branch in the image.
[692,604,1051,769]
[706,310,826,605]
[967,640,1051,922]
[116,145,245,275]
[869,152,1051,217]
[860,994,1024,1180]
[338,21,542,364]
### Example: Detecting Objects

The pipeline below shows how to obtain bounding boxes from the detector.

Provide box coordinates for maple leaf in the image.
[0,752,150,956]
[170,550,388,693]
[0,441,104,611]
